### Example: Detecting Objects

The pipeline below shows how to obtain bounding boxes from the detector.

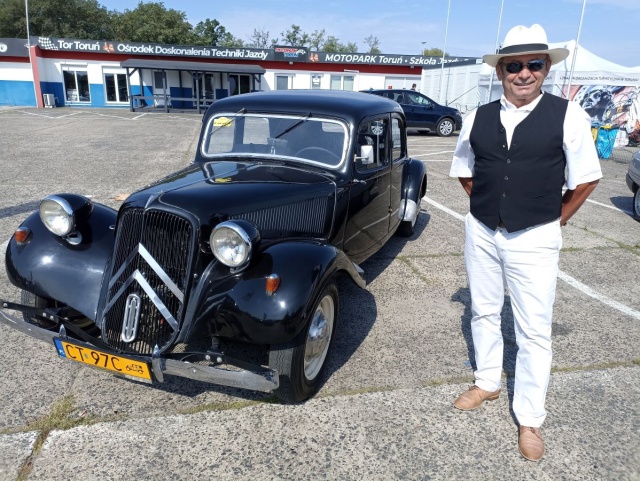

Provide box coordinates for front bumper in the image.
[0,301,279,393]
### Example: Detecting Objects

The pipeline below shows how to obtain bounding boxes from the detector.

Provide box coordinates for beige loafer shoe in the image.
[453,385,501,411]
[518,426,544,461]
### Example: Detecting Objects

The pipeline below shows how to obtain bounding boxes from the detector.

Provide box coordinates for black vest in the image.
[469,93,568,232]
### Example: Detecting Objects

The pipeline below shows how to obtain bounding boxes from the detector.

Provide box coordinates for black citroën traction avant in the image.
[2,90,427,403]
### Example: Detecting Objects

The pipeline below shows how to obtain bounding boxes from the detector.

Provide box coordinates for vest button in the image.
[504,176,509,180]
[507,159,511,163]
[502,193,506,197]
[502,144,506,148]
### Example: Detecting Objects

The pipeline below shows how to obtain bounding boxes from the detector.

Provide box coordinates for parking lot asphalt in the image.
[0,107,638,480]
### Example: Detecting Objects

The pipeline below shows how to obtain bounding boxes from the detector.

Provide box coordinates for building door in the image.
[153,71,168,106]
[228,74,251,95]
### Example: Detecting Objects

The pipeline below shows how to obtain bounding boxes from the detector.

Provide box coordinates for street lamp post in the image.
[420,41,427,55]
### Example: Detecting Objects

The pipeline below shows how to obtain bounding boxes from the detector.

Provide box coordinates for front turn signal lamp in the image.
[265,274,280,296]
[14,227,31,245]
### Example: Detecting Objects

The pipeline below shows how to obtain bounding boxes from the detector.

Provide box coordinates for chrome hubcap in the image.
[440,121,453,135]
[303,294,334,381]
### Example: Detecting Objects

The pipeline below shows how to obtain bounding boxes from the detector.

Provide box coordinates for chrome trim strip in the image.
[138,244,184,303]
[132,271,179,331]
[103,270,179,331]
[121,293,141,342]
[108,243,184,304]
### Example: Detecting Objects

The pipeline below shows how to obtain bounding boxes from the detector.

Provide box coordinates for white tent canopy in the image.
[479,39,640,102]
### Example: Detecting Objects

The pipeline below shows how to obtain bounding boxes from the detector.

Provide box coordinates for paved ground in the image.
[0,107,638,480]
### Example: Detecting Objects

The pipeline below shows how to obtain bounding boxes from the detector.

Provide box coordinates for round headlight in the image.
[39,196,75,237]
[210,221,253,268]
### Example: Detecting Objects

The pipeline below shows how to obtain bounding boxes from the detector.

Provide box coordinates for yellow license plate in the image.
[53,338,152,381]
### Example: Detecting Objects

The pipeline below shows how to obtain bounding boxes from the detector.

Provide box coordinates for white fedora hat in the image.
[483,24,569,67]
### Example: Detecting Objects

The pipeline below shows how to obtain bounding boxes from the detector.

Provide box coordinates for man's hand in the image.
[561,180,599,226]
[458,177,473,196]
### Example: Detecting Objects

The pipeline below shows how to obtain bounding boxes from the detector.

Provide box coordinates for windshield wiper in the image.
[274,112,312,139]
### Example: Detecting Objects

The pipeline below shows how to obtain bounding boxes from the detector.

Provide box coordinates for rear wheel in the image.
[436,118,454,137]
[634,187,640,220]
[269,280,338,403]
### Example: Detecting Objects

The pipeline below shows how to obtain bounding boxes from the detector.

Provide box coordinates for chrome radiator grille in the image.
[233,197,329,237]
[102,208,194,355]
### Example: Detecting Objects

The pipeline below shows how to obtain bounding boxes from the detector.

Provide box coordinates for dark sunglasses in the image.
[503,59,547,74]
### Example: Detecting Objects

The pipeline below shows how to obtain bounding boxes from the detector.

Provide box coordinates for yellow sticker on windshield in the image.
[213,117,232,127]
[214,177,232,183]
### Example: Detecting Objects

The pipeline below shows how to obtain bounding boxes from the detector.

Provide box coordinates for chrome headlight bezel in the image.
[39,195,76,237]
[209,220,260,269]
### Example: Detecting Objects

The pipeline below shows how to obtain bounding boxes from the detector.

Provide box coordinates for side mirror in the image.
[355,145,375,165]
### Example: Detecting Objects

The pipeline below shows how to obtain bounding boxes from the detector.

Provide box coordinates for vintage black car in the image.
[2,90,427,403]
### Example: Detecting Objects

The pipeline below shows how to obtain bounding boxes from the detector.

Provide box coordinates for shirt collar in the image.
[500,92,544,112]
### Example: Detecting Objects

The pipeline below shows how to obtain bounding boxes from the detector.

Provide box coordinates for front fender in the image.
[184,241,364,345]
[400,157,427,222]
[5,203,117,320]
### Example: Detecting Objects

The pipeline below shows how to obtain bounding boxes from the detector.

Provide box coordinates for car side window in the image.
[391,117,405,161]
[356,118,389,172]
[407,92,431,107]
[394,92,405,104]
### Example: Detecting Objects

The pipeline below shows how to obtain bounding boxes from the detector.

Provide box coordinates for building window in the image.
[229,74,251,95]
[62,68,90,102]
[276,75,290,90]
[104,73,128,103]
[330,75,355,91]
[311,74,322,89]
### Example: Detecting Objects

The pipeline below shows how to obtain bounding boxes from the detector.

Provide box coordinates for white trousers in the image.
[464,213,562,427]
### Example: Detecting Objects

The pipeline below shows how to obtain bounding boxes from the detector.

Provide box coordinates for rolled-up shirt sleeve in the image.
[450,109,477,178]
[563,102,603,190]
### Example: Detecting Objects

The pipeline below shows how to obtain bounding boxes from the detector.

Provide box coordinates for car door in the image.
[343,115,393,258]
[388,114,407,233]
[404,91,438,130]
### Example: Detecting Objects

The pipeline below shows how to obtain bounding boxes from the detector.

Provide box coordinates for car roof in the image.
[206,90,403,124]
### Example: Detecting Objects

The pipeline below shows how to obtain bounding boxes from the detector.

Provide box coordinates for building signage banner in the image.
[310,51,480,69]
[32,37,274,61]
[0,38,29,57]
[22,36,481,68]
[273,46,308,62]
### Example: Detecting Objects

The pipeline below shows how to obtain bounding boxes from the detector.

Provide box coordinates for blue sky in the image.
[102,0,640,67]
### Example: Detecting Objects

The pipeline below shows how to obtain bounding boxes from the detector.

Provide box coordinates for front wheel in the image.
[269,280,339,403]
[634,187,640,220]
[436,118,455,137]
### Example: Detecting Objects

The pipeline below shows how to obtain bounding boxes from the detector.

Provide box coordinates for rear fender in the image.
[399,157,427,222]
[5,204,117,320]
[184,241,365,345]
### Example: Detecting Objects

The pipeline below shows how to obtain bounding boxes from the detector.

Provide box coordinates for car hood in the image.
[122,160,337,239]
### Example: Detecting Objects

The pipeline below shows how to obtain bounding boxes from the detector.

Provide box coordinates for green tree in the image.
[308,29,325,51]
[422,47,447,56]
[191,18,227,46]
[0,0,113,39]
[322,36,357,53]
[280,24,308,46]
[111,2,193,44]
[247,27,273,48]
[364,35,381,54]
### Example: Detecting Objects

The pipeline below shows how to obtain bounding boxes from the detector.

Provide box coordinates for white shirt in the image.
[450,93,603,190]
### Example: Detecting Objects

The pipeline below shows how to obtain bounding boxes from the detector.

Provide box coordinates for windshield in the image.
[201,113,348,168]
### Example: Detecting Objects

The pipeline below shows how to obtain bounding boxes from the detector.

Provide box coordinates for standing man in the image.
[450,24,602,461]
